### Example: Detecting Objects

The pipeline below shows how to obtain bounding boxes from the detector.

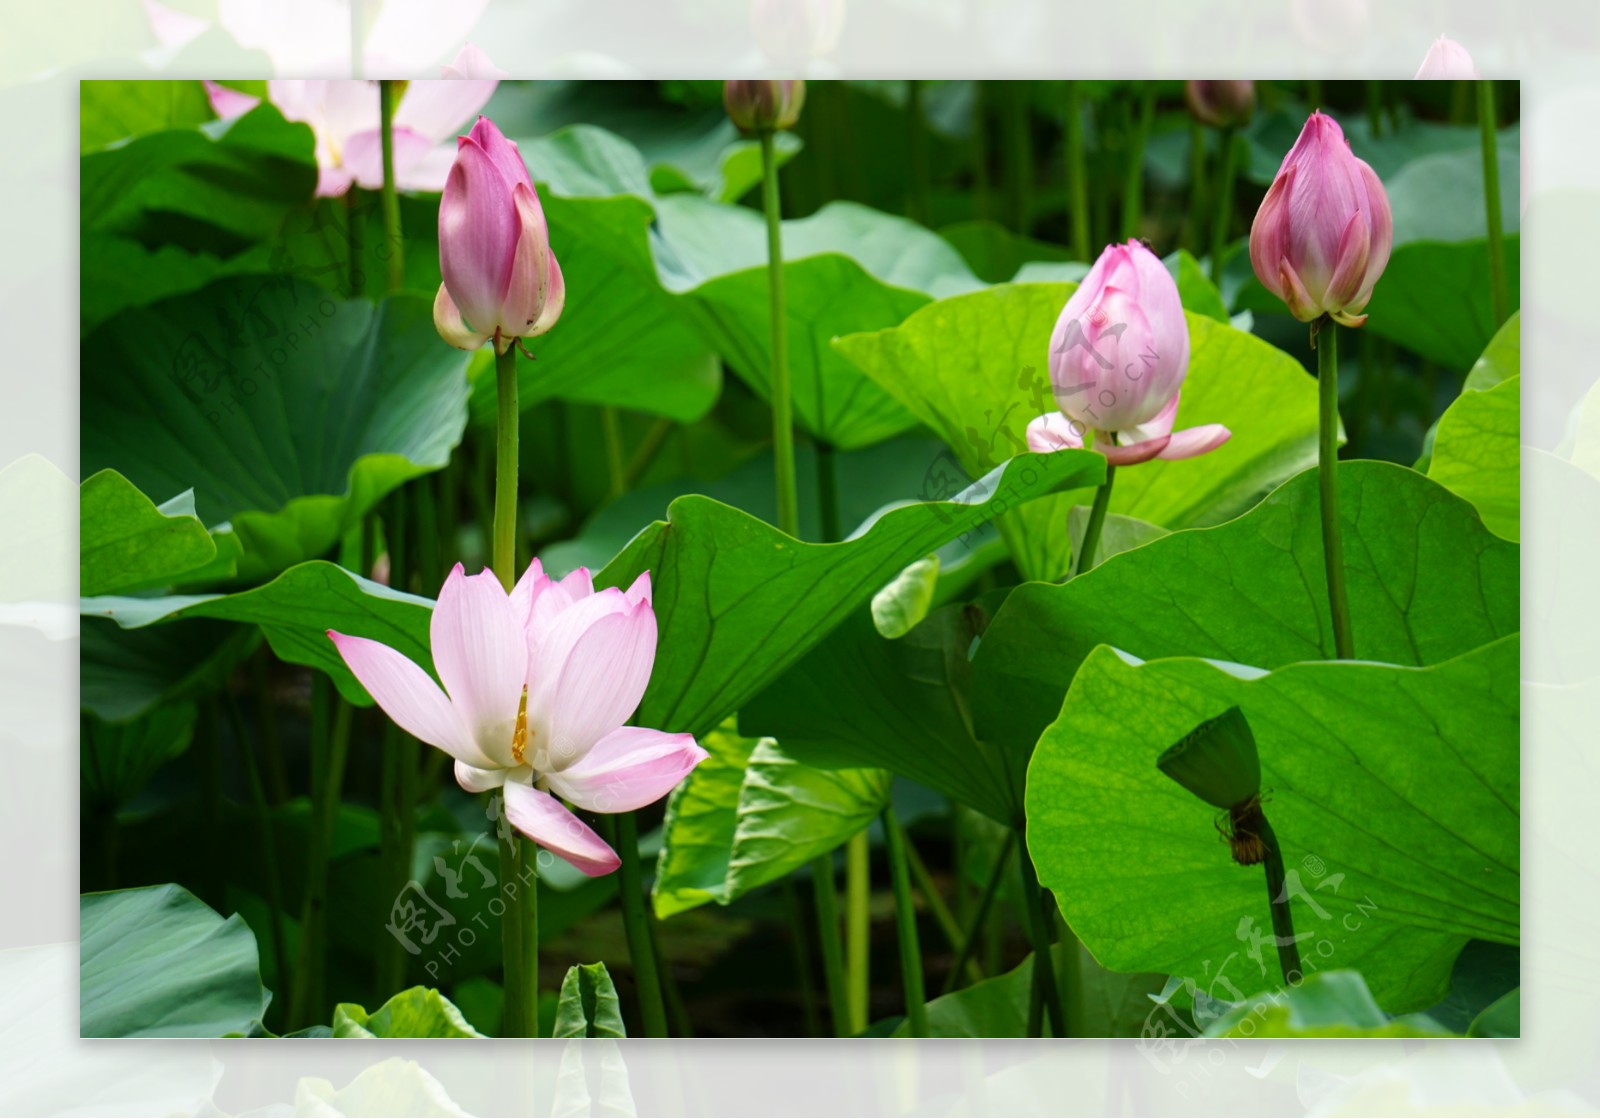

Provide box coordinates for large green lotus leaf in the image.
[1363,237,1521,373]
[80,615,259,722]
[653,723,889,919]
[81,278,470,582]
[1429,377,1520,542]
[80,470,221,596]
[1201,971,1454,1038]
[742,603,1019,826]
[596,449,1103,738]
[553,963,627,1038]
[80,79,212,153]
[82,702,197,808]
[333,986,487,1038]
[652,195,984,449]
[82,561,431,708]
[972,461,1519,755]
[80,883,272,1037]
[1025,636,1519,1014]
[835,282,1322,580]
[939,220,1075,284]
[1465,311,1520,392]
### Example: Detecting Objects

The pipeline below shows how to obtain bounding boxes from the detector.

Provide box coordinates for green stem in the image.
[377,493,413,994]
[378,80,404,292]
[1315,319,1354,659]
[1003,81,1032,235]
[492,344,519,592]
[1477,81,1510,328]
[783,878,822,1037]
[903,831,982,985]
[810,854,850,1035]
[1209,126,1237,288]
[845,829,871,1034]
[1073,461,1116,577]
[495,824,527,1036]
[907,79,930,224]
[1185,121,1209,255]
[289,685,351,1028]
[226,693,288,1001]
[941,830,1015,996]
[1065,82,1090,261]
[1364,80,1384,137]
[601,406,626,501]
[1259,816,1303,983]
[759,130,800,539]
[251,650,288,805]
[883,807,928,1037]
[1122,85,1156,239]
[1017,839,1067,1037]
[612,810,669,1037]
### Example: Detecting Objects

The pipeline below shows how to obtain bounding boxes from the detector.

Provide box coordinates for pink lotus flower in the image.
[203,45,500,197]
[432,116,566,354]
[1249,111,1393,328]
[1026,241,1231,466]
[1415,36,1479,79]
[328,562,708,877]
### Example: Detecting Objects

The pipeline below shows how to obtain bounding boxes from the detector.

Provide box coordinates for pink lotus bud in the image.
[1248,111,1392,328]
[723,80,806,133]
[1030,241,1230,465]
[1414,36,1479,79]
[1185,81,1256,128]
[433,116,565,353]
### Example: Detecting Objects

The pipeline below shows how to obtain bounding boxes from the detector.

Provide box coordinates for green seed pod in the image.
[1156,705,1261,810]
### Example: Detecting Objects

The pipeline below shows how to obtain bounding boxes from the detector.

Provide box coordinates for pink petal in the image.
[455,761,508,793]
[431,564,528,768]
[1323,208,1371,311]
[501,782,621,877]
[341,126,440,192]
[315,165,355,198]
[440,42,509,80]
[439,134,519,336]
[433,284,492,351]
[1125,392,1180,443]
[523,252,566,339]
[203,80,259,120]
[1101,435,1172,465]
[396,144,458,194]
[545,726,708,814]
[501,182,558,338]
[527,566,597,658]
[1026,411,1087,454]
[1157,424,1233,460]
[1249,165,1294,303]
[327,630,493,768]
[624,571,652,609]
[145,0,209,50]
[540,598,658,766]
[1277,257,1321,323]
[467,115,533,191]
[509,557,549,630]
[311,79,379,150]
[395,76,498,143]
[1352,157,1393,309]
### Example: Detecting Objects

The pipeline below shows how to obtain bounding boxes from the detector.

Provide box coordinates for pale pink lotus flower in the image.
[1249,111,1393,328]
[328,562,708,877]
[1415,36,1480,79]
[1026,241,1231,466]
[203,45,500,197]
[433,116,565,353]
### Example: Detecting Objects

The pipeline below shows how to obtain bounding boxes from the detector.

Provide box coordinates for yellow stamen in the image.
[510,686,530,765]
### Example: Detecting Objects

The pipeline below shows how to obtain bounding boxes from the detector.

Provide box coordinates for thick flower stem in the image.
[883,806,928,1037]
[289,682,351,1029]
[495,826,528,1036]
[1017,840,1067,1037]
[492,345,519,592]
[1074,463,1116,578]
[1259,816,1302,983]
[1065,82,1090,261]
[758,129,799,540]
[941,830,1015,996]
[1122,85,1157,239]
[378,80,405,292]
[845,829,871,1033]
[1209,126,1237,288]
[810,854,851,1035]
[1477,80,1510,328]
[1315,319,1355,659]
[610,811,670,1037]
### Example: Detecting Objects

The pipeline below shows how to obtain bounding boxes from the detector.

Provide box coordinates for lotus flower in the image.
[1249,111,1393,328]
[328,562,708,877]
[724,80,807,133]
[203,44,500,197]
[1026,241,1231,465]
[432,116,565,353]
[1415,36,1479,79]
[1185,80,1256,128]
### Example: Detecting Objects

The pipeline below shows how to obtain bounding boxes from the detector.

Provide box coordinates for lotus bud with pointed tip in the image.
[1185,80,1256,128]
[1414,36,1479,79]
[1249,111,1393,328]
[1157,706,1262,811]
[723,79,806,133]
[433,116,565,354]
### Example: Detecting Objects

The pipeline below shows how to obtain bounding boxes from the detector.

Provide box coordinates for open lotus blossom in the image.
[1414,35,1479,79]
[1249,111,1393,327]
[328,562,708,877]
[203,45,500,197]
[1026,241,1231,466]
[433,116,566,353]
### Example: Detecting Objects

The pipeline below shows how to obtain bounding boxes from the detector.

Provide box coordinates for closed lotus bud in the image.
[1249,111,1392,328]
[433,116,565,353]
[1185,80,1256,128]
[1414,36,1479,79]
[1157,706,1261,812]
[723,79,806,133]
